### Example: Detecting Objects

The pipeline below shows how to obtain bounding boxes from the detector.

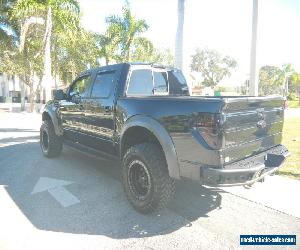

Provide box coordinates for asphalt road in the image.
[0,111,299,250]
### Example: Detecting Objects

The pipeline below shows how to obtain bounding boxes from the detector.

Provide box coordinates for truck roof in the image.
[77,62,176,78]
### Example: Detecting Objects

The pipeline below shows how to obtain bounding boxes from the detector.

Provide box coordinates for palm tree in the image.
[0,0,19,47]
[0,0,24,108]
[130,37,154,62]
[96,25,120,65]
[13,0,80,102]
[44,0,80,101]
[175,0,185,70]
[106,1,149,62]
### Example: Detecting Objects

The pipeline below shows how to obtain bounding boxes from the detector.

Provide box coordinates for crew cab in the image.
[40,63,289,213]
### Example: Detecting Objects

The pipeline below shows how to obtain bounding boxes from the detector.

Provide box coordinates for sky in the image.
[79,0,300,86]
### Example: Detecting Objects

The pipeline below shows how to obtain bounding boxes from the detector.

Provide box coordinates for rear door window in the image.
[127,69,153,96]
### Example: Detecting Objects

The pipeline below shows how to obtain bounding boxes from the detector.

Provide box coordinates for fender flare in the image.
[42,104,63,136]
[120,115,180,179]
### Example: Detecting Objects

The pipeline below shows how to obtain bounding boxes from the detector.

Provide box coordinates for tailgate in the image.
[221,96,285,165]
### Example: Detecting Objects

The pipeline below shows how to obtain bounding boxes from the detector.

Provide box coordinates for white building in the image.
[0,74,29,102]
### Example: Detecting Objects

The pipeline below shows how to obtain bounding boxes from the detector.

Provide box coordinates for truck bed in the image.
[118,95,285,169]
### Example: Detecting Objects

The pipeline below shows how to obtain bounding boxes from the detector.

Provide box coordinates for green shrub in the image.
[287,92,298,101]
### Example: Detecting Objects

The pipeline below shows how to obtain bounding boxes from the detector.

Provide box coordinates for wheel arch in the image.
[120,115,180,179]
[42,106,62,136]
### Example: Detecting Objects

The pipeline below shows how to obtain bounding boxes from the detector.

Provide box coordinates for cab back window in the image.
[126,68,189,96]
[168,70,189,95]
[127,69,153,96]
[153,71,168,94]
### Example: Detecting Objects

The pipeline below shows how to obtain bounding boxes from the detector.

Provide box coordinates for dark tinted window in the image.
[69,75,91,97]
[127,69,153,96]
[168,70,189,95]
[91,72,115,98]
[153,71,168,94]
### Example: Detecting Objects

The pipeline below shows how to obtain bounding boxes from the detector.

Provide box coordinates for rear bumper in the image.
[202,144,289,187]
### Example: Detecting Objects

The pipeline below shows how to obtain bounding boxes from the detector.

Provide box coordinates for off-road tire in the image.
[40,119,62,158]
[122,143,175,214]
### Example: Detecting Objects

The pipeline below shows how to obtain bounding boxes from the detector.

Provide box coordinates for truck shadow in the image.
[0,141,224,239]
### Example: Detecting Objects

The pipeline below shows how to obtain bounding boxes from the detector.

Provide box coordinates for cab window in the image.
[69,75,91,97]
[153,71,168,95]
[127,69,153,96]
[168,70,189,95]
[91,72,115,98]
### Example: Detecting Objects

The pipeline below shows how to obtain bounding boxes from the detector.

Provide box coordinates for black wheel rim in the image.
[41,130,49,152]
[128,160,151,201]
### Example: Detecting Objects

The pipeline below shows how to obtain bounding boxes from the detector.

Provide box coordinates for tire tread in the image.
[40,120,62,158]
[122,143,175,213]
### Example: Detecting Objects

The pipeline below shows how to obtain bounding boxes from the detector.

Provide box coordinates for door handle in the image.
[72,95,81,104]
[104,106,111,113]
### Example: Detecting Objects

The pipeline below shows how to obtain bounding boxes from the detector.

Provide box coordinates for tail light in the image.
[192,113,225,150]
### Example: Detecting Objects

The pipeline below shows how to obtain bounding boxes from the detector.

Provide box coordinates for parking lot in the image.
[0,110,299,250]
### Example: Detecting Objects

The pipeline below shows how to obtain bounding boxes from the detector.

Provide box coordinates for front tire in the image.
[40,120,62,158]
[122,143,175,214]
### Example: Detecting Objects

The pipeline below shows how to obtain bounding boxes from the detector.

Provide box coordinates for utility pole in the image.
[249,0,259,96]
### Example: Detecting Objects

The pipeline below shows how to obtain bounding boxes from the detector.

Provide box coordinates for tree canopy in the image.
[105,1,149,62]
[190,48,237,87]
[0,0,175,111]
[289,72,300,97]
[259,65,285,95]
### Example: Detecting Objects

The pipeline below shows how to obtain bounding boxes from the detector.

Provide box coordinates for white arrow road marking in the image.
[47,186,80,208]
[31,177,80,207]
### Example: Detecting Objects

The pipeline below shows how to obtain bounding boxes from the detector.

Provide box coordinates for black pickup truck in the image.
[40,63,289,213]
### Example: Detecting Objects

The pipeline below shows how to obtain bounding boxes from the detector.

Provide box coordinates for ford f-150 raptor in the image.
[40,63,289,213]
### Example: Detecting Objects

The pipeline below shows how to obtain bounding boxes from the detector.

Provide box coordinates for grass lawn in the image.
[278,116,300,179]
[288,100,300,108]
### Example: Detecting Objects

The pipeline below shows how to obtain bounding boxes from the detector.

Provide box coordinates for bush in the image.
[287,92,298,101]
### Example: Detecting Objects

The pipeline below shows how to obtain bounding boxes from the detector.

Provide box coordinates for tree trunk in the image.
[29,69,38,113]
[53,41,59,90]
[125,38,132,62]
[29,78,34,112]
[19,17,44,111]
[126,44,130,62]
[41,6,53,102]
[19,23,26,111]
[175,0,185,70]
[54,60,58,90]
[20,80,26,111]
[71,61,76,82]
[249,0,259,96]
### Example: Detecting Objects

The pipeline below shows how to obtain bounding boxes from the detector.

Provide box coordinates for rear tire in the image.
[40,120,62,158]
[122,143,175,214]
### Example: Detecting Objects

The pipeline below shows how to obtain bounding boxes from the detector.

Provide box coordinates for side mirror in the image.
[54,89,65,100]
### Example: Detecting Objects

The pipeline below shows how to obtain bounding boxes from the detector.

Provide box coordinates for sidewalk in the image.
[0,103,45,113]
[221,175,300,218]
